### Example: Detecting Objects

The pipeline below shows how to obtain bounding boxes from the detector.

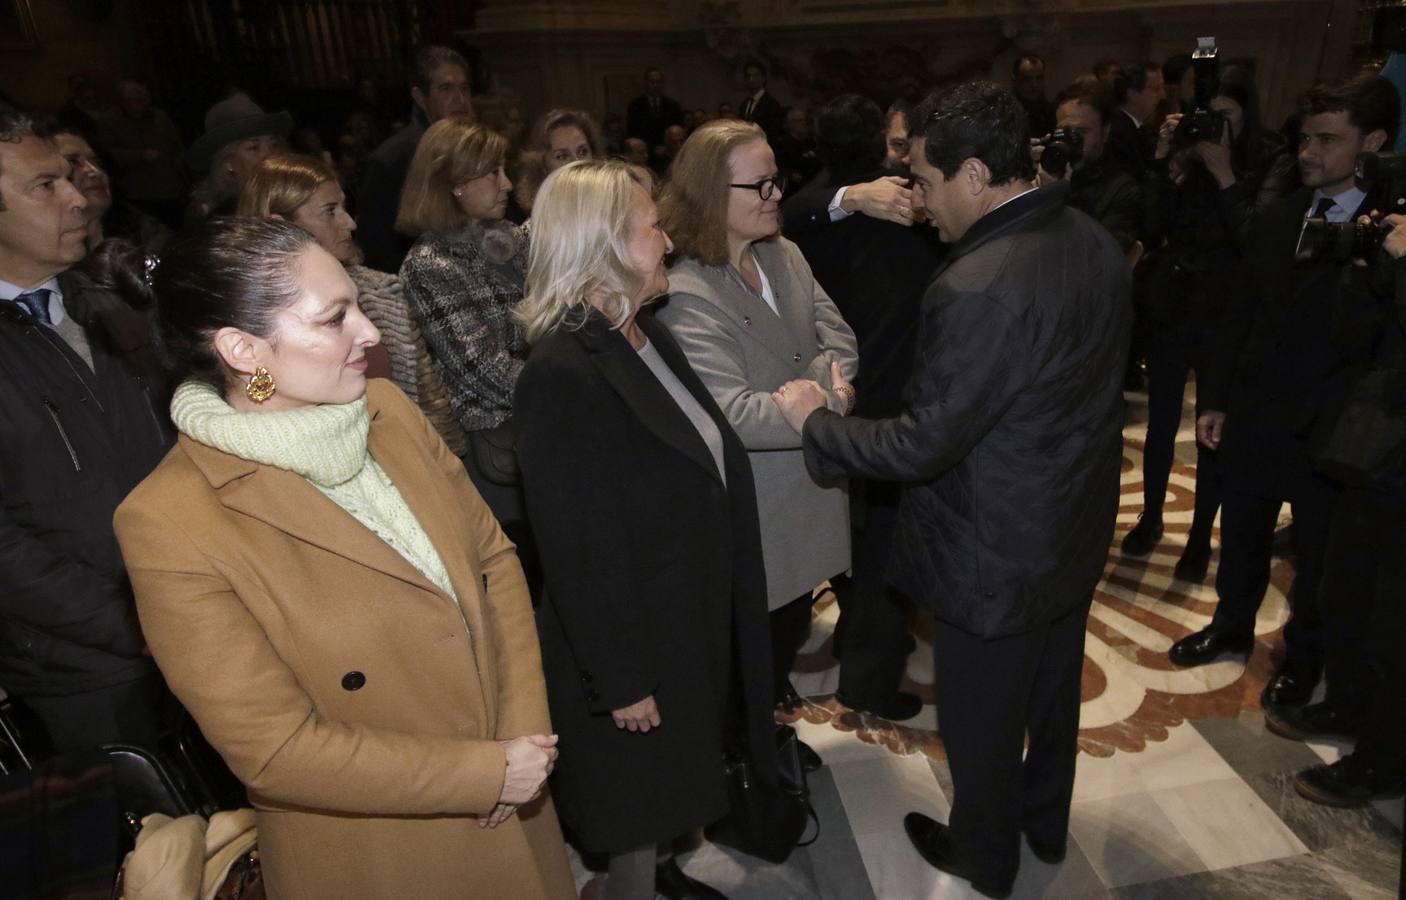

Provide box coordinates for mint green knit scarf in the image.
[171,382,457,602]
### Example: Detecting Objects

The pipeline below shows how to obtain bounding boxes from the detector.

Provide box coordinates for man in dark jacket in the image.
[0,108,171,753]
[625,67,684,157]
[785,93,943,721]
[1171,75,1400,710]
[739,60,785,143]
[357,45,473,274]
[776,82,1130,898]
[1041,84,1144,253]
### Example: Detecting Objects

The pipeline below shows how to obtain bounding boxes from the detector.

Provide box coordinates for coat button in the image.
[580,670,593,684]
[792,352,802,362]
[341,671,366,691]
[743,316,752,326]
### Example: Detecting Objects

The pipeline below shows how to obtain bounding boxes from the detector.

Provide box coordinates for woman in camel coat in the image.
[113,217,574,900]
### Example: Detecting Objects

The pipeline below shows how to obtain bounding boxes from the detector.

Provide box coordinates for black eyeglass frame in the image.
[728,174,788,200]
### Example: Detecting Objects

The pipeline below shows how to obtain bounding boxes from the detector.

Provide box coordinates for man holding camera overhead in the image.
[1169,75,1400,712]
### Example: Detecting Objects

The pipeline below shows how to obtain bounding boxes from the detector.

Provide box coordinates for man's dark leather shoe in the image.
[903,813,1013,899]
[1265,702,1360,741]
[1261,668,1315,708]
[1023,831,1066,865]
[1120,514,1163,557]
[1173,542,1211,583]
[1294,755,1406,808]
[837,689,923,722]
[655,857,728,900]
[1168,627,1253,667]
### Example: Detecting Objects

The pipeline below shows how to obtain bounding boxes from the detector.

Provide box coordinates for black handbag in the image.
[468,419,520,486]
[706,724,818,864]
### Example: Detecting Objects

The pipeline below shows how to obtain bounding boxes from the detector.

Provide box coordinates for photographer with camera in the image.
[1169,75,1400,715]
[1121,59,1286,581]
[1035,84,1144,253]
[1266,208,1406,808]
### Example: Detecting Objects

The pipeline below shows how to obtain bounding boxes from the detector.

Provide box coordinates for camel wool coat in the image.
[112,381,574,900]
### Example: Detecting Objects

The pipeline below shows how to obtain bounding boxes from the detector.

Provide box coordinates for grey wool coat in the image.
[658,236,858,609]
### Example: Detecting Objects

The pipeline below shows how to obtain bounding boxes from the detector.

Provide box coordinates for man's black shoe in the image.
[903,813,1013,899]
[1294,755,1406,808]
[1173,543,1211,583]
[1168,627,1253,667]
[776,682,804,713]
[1265,702,1360,742]
[837,689,923,722]
[655,857,728,900]
[1120,514,1163,557]
[1261,668,1315,708]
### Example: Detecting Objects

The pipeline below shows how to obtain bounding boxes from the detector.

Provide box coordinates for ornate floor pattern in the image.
[569,392,1403,898]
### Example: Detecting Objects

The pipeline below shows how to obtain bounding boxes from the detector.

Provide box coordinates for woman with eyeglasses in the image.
[656,121,858,756]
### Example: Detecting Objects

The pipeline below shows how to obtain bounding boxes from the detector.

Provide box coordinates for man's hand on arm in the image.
[840,176,914,226]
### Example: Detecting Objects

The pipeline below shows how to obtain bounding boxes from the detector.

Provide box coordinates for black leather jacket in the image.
[802,184,1131,637]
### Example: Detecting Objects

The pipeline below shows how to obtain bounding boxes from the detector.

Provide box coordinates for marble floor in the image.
[570,391,1404,898]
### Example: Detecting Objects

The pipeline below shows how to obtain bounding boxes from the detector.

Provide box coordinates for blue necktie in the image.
[14,289,52,324]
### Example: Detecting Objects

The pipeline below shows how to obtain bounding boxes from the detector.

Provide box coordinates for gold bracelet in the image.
[834,383,856,415]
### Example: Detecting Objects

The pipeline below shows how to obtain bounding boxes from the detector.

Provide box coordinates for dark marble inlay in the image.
[1110,852,1352,899]
[1190,713,1326,780]
[1315,837,1404,898]
[1242,770,1401,854]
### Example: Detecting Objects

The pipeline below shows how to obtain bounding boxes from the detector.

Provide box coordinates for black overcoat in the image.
[514,310,776,854]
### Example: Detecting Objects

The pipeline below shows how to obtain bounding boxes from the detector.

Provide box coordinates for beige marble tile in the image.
[854,832,986,900]
[1151,777,1308,871]
[827,753,948,838]
[1069,792,1206,887]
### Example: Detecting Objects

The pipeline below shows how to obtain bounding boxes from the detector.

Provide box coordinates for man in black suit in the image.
[1108,61,1163,180]
[358,45,473,273]
[785,94,943,722]
[775,82,1130,898]
[625,67,684,156]
[1040,84,1144,253]
[0,107,172,753]
[1170,75,1400,711]
[740,60,785,143]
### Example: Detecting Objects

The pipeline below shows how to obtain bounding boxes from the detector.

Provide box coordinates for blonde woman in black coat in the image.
[514,160,776,900]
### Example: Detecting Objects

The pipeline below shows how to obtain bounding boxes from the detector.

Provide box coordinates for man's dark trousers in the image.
[935,593,1092,887]
[835,482,914,705]
[1320,488,1405,770]
[1210,472,1337,679]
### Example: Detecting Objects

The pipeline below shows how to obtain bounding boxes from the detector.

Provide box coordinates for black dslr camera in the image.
[1038,127,1084,176]
[1173,37,1228,146]
[1296,153,1406,263]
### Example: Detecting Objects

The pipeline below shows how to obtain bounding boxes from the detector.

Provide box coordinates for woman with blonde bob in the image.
[655,120,859,745]
[511,108,605,216]
[514,159,777,899]
[397,116,533,536]
[237,152,466,455]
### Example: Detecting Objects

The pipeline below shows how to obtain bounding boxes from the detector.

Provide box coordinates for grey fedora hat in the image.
[187,93,294,172]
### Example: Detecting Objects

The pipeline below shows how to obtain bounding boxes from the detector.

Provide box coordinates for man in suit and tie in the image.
[1107,61,1165,180]
[0,106,171,753]
[740,60,785,143]
[1170,75,1401,712]
[625,67,684,159]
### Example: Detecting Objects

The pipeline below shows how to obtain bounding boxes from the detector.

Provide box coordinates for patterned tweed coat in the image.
[399,224,529,434]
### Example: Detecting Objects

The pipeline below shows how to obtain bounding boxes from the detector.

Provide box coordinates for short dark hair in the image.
[410,45,468,94]
[1053,84,1115,128]
[1300,73,1401,146]
[1092,59,1120,78]
[744,59,767,78]
[1113,61,1159,106]
[1012,54,1043,77]
[152,217,320,389]
[919,81,1034,185]
[815,93,885,179]
[885,98,913,133]
[0,104,49,211]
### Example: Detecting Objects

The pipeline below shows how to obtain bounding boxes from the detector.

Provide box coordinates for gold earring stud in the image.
[246,366,276,403]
